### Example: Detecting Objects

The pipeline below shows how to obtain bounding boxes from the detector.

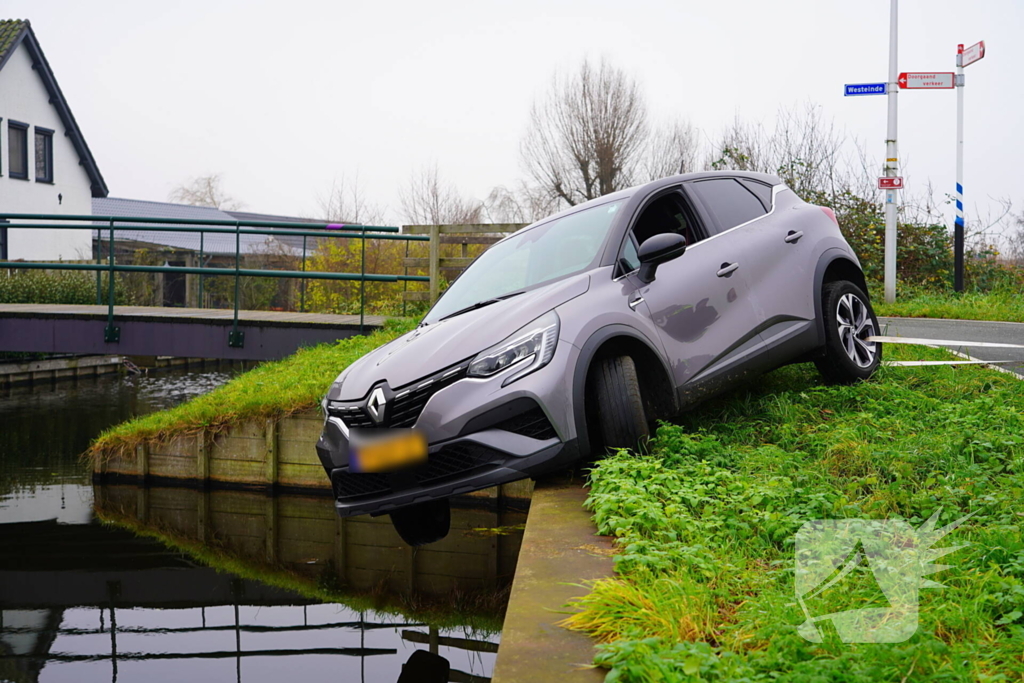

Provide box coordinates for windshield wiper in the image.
[438,290,525,322]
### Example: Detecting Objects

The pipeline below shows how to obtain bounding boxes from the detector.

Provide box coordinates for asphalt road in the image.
[878,317,1024,378]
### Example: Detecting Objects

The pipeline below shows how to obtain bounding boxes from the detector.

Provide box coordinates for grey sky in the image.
[7,0,1021,229]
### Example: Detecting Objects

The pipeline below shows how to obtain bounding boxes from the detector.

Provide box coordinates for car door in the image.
[690,177,818,361]
[618,186,768,400]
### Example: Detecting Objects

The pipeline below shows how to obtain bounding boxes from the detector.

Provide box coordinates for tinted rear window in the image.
[738,179,774,211]
[689,178,767,233]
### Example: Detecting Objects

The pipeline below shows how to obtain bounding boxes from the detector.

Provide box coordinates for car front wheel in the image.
[814,281,882,384]
[591,355,650,452]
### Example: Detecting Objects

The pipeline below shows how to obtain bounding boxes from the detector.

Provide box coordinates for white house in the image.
[0,19,108,261]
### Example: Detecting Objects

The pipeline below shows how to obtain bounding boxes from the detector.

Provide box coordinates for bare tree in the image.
[522,58,648,207]
[482,182,561,224]
[315,174,386,225]
[168,173,243,210]
[643,119,701,180]
[705,116,772,174]
[400,165,481,225]
[1006,210,1024,265]
[706,105,851,200]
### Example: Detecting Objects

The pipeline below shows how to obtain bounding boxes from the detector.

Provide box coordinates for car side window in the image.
[620,234,640,273]
[630,191,704,248]
[738,179,774,212]
[688,178,767,234]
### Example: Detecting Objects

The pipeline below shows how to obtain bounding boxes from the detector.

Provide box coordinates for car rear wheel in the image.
[592,355,649,452]
[814,281,882,384]
[389,498,451,546]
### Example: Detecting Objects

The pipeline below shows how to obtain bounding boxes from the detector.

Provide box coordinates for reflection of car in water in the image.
[317,171,882,545]
[398,650,448,683]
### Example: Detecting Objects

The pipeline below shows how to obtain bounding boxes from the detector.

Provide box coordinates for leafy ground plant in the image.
[566,344,1024,682]
[87,318,416,460]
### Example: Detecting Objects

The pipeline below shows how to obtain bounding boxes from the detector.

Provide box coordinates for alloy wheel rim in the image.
[836,293,876,368]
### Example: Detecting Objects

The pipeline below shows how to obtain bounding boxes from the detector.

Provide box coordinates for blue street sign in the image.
[845,83,887,96]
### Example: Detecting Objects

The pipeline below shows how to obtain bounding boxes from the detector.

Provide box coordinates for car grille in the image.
[327,361,470,430]
[494,406,557,440]
[331,441,505,501]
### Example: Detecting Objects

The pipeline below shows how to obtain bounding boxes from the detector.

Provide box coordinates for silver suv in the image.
[316,171,881,544]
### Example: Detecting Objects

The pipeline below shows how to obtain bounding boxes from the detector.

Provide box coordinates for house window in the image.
[35,127,54,183]
[8,121,28,180]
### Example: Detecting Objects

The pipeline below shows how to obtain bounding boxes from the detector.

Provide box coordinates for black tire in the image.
[592,355,649,451]
[389,498,451,546]
[814,280,883,384]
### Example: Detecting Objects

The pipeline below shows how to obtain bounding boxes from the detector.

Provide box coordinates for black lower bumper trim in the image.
[331,439,578,517]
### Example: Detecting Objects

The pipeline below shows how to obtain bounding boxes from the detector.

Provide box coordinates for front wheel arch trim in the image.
[812,251,871,350]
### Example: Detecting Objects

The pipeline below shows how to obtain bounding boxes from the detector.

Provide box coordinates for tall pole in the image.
[954,44,965,291]
[883,0,899,304]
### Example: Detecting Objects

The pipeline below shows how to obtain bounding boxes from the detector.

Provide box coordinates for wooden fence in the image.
[401,224,526,305]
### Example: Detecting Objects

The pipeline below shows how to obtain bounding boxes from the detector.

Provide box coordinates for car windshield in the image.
[423,199,625,323]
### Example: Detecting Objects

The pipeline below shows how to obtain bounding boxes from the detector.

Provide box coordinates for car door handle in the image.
[716,262,739,277]
[785,230,804,243]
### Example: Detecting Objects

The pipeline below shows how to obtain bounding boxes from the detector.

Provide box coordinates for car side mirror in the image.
[637,233,686,283]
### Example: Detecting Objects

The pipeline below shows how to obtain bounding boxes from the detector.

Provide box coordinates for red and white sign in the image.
[960,41,986,68]
[898,72,955,89]
[878,177,904,190]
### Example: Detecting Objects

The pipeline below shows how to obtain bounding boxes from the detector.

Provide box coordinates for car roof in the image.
[514,170,784,234]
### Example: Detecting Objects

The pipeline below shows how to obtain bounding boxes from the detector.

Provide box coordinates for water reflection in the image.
[0,370,521,682]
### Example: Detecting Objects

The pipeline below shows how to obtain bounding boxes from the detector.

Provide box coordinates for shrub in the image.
[0,269,128,305]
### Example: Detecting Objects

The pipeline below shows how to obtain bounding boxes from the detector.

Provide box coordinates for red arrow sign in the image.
[898,72,955,89]
[960,41,985,68]
[878,177,904,190]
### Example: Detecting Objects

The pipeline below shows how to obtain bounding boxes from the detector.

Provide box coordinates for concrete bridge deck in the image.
[0,304,390,360]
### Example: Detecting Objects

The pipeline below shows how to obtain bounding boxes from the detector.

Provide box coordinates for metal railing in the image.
[0,213,430,346]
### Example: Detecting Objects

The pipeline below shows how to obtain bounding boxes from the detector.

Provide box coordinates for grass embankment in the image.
[567,344,1024,681]
[874,289,1024,323]
[87,318,417,460]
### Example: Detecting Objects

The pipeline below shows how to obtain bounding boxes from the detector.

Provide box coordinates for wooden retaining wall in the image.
[0,354,123,388]
[94,408,535,502]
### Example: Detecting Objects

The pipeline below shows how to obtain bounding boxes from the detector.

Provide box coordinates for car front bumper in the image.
[315,341,581,516]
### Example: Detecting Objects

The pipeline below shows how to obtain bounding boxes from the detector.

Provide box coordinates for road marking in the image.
[867,335,1024,349]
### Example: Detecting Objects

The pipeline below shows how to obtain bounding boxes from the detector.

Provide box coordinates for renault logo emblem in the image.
[366,387,387,424]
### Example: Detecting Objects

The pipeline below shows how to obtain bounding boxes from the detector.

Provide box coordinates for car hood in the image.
[328,274,590,400]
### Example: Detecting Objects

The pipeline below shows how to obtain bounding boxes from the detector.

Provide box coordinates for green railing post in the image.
[228,221,244,348]
[104,219,120,342]
[300,234,307,313]
[198,231,205,309]
[402,239,409,317]
[95,225,102,305]
[359,227,366,335]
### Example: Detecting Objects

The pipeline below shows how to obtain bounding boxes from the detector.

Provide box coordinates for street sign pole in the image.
[954,44,965,291]
[884,0,899,304]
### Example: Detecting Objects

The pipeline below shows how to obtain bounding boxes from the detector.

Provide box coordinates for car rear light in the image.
[819,207,839,226]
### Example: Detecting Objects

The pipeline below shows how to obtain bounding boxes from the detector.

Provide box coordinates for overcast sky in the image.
[7,0,1022,229]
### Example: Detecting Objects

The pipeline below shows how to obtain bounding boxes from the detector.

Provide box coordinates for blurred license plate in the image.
[349,429,427,473]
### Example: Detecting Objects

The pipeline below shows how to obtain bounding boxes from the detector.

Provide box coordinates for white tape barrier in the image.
[867,335,1024,350]
[885,359,1020,367]
[864,335,1024,369]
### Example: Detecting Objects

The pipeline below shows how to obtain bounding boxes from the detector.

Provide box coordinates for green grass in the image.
[567,344,1024,682]
[87,318,417,460]
[875,289,1024,323]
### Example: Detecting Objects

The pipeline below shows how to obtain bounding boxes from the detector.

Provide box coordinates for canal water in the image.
[0,371,525,683]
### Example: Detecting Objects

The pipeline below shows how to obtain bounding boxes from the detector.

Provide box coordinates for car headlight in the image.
[322,365,355,414]
[467,310,559,386]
